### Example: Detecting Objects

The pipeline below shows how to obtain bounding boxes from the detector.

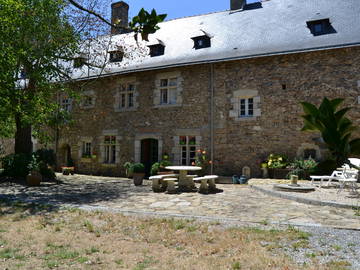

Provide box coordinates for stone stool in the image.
[163,178,178,194]
[193,175,219,194]
[149,174,178,192]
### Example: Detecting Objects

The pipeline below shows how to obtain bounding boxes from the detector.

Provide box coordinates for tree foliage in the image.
[129,8,167,41]
[0,0,79,154]
[0,0,166,156]
[301,97,360,166]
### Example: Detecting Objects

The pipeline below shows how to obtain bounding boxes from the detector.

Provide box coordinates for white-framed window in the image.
[103,135,117,164]
[179,136,197,165]
[118,83,135,109]
[81,142,92,158]
[229,90,260,120]
[61,97,72,112]
[83,95,95,108]
[239,98,254,117]
[160,78,177,105]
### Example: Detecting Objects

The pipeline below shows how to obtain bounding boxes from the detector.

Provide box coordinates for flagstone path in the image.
[0,173,359,230]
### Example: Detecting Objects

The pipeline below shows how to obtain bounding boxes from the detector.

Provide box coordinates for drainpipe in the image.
[210,63,215,174]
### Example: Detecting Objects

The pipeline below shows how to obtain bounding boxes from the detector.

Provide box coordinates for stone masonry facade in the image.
[57,46,360,177]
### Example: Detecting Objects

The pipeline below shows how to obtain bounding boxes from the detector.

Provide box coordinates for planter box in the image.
[268,168,291,179]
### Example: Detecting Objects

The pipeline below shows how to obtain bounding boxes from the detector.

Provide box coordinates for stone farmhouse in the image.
[57,0,360,177]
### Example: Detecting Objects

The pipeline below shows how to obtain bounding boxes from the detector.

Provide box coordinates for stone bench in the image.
[193,175,219,194]
[162,177,178,194]
[149,174,179,192]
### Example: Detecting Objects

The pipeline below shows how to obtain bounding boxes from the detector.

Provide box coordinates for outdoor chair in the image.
[336,168,358,194]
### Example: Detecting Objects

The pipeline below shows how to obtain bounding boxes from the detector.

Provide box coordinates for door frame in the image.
[134,133,163,163]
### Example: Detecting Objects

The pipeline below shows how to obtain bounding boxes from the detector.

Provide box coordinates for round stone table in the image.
[165,166,202,191]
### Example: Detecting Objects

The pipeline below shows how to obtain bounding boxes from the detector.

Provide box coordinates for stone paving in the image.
[0,173,359,230]
[249,179,360,208]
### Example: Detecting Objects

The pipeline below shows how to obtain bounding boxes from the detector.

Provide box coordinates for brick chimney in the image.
[111,1,129,35]
[230,0,246,10]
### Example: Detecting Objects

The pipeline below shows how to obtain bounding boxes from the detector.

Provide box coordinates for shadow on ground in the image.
[0,175,153,209]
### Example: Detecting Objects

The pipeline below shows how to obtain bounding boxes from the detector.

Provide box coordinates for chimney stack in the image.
[111,1,129,35]
[230,0,246,10]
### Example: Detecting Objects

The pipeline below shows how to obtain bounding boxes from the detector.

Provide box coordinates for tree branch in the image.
[67,0,118,29]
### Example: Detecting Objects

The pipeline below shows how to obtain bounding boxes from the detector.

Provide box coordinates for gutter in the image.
[209,64,215,174]
[72,42,360,82]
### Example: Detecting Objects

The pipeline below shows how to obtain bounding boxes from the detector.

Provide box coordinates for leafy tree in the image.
[301,97,360,167]
[0,0,166,156]
[0,0,79,155]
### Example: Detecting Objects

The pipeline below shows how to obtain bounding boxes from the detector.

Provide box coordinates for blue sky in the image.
[122,0,258,20]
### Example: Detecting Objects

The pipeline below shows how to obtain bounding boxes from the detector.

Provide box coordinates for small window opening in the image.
[148,44,165,57]
[243,1,263,10]
[307,19,336,36]
[192,35,211,50]
[73,57,87,68]
[304,149,317,159]
[109,51,124,62]
[282,84,287,90]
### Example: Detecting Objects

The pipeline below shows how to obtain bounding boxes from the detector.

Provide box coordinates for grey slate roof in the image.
[73,0,360,79]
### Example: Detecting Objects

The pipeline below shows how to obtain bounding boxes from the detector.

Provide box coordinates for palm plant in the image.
[301,97,360,167]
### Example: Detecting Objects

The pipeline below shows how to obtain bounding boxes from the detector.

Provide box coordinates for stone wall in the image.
[59,46,360,177]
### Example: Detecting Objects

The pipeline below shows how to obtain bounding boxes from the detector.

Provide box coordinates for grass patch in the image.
[0,248,25,260]
[0,200,335,270]
[326,260,352,270]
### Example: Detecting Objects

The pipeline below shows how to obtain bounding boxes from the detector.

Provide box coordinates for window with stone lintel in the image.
[229,89,261,120]
[154,72,183,107]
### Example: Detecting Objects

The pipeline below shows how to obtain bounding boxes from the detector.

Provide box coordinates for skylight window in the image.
[307,19,336,36]
[109,50,124,62]
[73,57,87,68]
[192,35,211,50]
[148,44,165,57]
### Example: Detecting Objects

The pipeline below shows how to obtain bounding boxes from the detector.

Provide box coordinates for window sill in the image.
[80,106,95,109]
[101,163,117,167]
[153,104,182,109]
[114,107,137,112]
[234,116,258,122]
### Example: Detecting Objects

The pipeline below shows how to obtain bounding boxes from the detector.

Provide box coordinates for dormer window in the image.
[307,19,336,36]
[148,44,165,57]
[109,50,124,62]
[192,35,211,50]
[73,57,87,68]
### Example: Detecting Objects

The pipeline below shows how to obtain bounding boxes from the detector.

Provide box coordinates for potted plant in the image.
[26,155,42,186]
[266,154,290,179]
[151,155,173,175]
[123,161,133,178]
[62,157,75,175]
[287,158,318,180]
[131,163,145,186]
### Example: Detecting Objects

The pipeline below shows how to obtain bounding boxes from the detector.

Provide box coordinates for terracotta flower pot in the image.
[26,171,42,186]
[133,173,145,186]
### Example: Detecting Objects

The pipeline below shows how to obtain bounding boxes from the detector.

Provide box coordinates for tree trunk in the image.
[14,114,32,155]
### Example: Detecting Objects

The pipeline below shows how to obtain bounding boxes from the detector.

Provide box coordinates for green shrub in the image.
[131,163,145,174]
[287,158,318,179]
[1,154,31,178]
[150,160,172,175]
[34,149,56,166]
[123,162,133,177]
[315,159,338,175]
[40,165,56,180]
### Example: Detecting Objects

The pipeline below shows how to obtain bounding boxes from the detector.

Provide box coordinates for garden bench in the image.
[193,175,218,194]
[149,174,178,192]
